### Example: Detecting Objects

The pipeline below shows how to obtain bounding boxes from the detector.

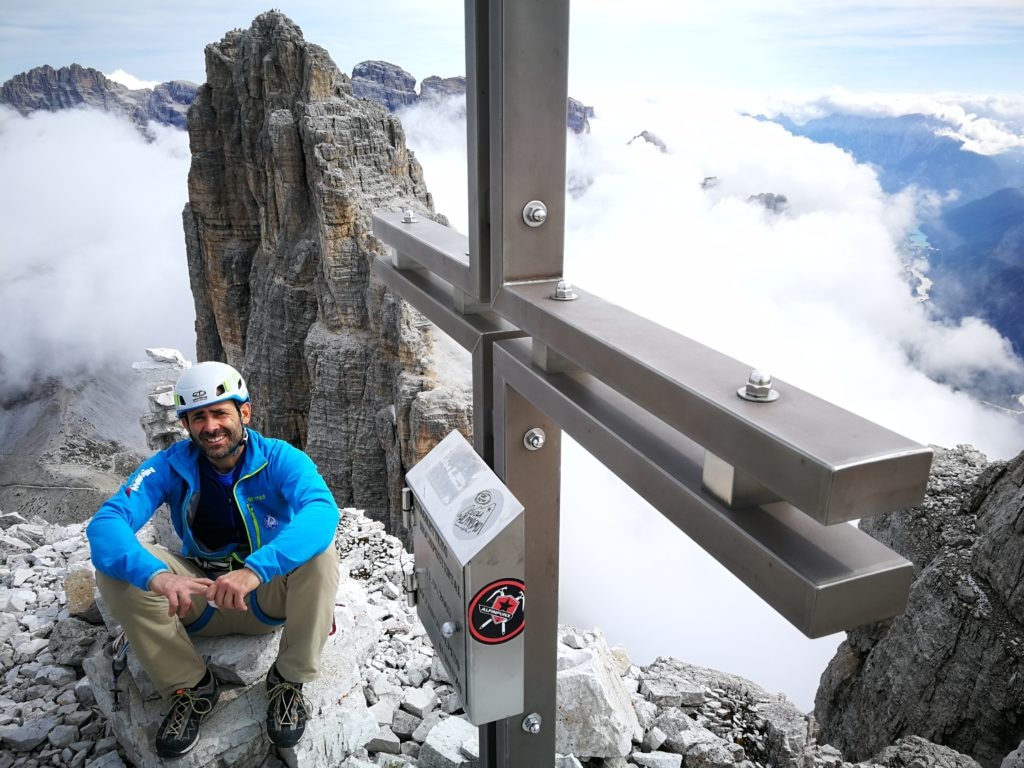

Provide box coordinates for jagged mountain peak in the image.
[0,62,198,132]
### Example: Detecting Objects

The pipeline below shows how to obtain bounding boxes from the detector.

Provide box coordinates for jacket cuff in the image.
[144,567,170,592]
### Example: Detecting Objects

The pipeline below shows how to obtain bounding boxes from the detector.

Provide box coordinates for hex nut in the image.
[746,370,772,399]
[737,369,780,402]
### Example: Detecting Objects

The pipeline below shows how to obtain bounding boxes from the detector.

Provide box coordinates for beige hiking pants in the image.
[96,542,341,699]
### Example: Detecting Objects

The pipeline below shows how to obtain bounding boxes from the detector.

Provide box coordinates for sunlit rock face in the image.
[183,11,470,533]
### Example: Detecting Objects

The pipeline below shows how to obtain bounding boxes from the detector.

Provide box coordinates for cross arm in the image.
[493,338,914,638]
[493,282,933,526]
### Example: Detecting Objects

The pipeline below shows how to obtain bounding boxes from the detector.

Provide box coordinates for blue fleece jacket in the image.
[87,429,340,591]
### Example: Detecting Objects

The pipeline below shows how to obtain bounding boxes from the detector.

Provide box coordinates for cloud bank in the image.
[0,106,195,402]
[399,92,1024,710]
[753,87,1024,154]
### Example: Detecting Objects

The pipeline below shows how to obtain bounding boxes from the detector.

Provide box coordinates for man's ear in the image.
[240,402,252,425]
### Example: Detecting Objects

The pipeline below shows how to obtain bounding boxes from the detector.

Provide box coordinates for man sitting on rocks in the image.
[86,362,341,758]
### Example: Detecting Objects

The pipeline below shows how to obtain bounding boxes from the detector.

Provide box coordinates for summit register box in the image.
[404,430,525,725]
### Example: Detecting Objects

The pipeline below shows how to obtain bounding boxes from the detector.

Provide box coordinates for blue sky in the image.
[2,1,1023,99]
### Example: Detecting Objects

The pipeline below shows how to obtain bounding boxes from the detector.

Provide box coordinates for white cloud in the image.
[104,68,160,90]
[0,106,195,401]
[399,91,1024,710]
[402,91,1024,458]
[755,87,1024,155]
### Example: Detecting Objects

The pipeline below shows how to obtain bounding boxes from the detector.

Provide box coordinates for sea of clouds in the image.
[0,105,195,403]
[2,85,1022,710]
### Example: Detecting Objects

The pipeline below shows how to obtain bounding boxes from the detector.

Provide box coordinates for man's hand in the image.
[206,568,261,611]
[149,572,215,618]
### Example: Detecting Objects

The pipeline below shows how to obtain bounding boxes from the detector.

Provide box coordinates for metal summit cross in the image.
[371,2,933,766]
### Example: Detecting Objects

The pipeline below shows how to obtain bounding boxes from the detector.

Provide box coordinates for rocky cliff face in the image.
[0,64,197,133]
[351,60,418,111]
[815,445,1024,768]
[183,12,470,533]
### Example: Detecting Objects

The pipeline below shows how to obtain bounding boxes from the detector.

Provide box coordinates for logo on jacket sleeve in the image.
[264,514,278,529]
[125,467,156,497]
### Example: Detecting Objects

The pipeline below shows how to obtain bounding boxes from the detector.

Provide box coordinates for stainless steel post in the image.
[480,384,561,767]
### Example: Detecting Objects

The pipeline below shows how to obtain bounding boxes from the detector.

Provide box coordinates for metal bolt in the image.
[522,200,548,228]
[402,209,418,224]
[440,621,457,638]
[521,713,542,734]
[552,278,578,301]
[523,428,546,451]
[737,369,780,402]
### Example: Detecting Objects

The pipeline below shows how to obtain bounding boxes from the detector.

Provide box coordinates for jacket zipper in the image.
[232,462,268,566]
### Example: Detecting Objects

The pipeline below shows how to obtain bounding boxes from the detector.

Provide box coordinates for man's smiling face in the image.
[182,401,251,470]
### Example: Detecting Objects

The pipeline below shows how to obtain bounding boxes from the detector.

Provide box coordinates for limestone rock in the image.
[815,446,1024,767]
[0,716,58,751]
[184,11,468,535]
[1002,742,1024,768]
[420,76,467,102]
[870,736,984,768]
[0,504,996,768]
[418,715,477,768]
[351,60,593,134]
[132,348,190,450]
[46,618,104,667]
[567,97,594,134]
[63,569,103,624]
[0,64,197,135]
[352,61,418,111]
[555,627,641,758]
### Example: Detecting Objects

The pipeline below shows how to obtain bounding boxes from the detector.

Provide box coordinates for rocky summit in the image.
[182,11,471,535]
[0,371,1020,767]
[0,493,1007,768]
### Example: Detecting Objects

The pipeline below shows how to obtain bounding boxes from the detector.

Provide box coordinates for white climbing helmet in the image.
[173,361,250,417]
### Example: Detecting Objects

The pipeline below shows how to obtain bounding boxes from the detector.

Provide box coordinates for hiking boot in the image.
[155,670,220,758]
[266,664,309,748]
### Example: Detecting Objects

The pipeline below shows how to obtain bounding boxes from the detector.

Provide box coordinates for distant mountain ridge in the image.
[2,60,595,135]
[0,64,197,133]
[772,112,1024,205]
[350,58,594,134]
[771,110,1024,362]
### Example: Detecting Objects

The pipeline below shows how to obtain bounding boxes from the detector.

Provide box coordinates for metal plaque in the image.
[405,430,525,725]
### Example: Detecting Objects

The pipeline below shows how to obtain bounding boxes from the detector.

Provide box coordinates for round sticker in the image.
[453,488,503,540]
[468,578,525,644]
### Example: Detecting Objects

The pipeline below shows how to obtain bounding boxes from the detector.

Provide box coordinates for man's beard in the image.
[194,425,246,461]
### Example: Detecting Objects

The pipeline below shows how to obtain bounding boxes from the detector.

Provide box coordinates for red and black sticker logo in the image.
[468,578,525,644]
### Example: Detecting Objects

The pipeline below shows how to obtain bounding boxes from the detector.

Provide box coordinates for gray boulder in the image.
[555,627,641,758]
